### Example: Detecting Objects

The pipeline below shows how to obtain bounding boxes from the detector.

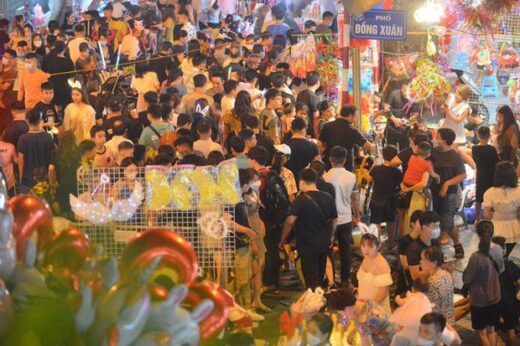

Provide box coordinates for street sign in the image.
[351,10,407,41]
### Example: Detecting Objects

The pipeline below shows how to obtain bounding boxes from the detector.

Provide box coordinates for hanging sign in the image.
[351,10,407,41]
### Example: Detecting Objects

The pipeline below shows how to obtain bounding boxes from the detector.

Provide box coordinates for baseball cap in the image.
[275,144,291,156]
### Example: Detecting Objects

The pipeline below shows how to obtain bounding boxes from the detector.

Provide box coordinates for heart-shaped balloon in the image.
[184,281,229,340]
[8,195,53,261]
[120,230,198,287]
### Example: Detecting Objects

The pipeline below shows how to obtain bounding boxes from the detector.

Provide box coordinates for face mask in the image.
[34,40,42,48]
[430,226,441,239]
[25,63,34,72]
[250,181,260,192]
[416,337,437,346]
[307,333,323,346]
[99,40,107,47]
[1,57,9,66]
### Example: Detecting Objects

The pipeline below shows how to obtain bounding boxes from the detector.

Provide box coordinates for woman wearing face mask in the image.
[241,168,270,312]
[31,33,45,60]
[483,161,520,257]
[96,28,116,66]
[463,221,504,346]
[63,87,96,144]
[357,233,393,315]
[305,313,333,346]
[420,246,455,325]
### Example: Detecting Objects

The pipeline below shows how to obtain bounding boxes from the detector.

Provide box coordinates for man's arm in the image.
[329,218,337,241]
[17,153,24,185]
[440,173,466,197]
[279,215,297,248]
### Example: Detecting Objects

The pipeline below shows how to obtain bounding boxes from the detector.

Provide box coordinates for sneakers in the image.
[454,243,465,259]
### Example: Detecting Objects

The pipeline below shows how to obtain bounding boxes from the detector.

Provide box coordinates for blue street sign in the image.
[351,10,407,41]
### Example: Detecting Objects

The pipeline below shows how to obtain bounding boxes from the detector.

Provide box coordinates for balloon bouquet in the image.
[0,175,233,346]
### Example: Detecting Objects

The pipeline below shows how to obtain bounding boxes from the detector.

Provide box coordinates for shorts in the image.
[499,300,519,330]
[370,197,397,223]
[433,193,457,231]
[471,303,500,330]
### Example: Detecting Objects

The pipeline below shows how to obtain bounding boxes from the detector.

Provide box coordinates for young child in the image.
[90,125,114,168]
[401,141,439,193]
[472,126,499,223]
[116,141,134,167]
[491,236,520,346]
[369,145,402,245]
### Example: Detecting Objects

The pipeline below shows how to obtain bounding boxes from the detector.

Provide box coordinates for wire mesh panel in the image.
[72,161,239,280]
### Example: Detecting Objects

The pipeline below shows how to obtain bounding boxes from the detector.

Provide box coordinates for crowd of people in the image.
[0,1,518,345]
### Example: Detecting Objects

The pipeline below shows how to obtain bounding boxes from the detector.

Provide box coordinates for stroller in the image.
[94,71,138,116]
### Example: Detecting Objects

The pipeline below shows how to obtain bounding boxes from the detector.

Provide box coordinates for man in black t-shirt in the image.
[103,96,128,141]
[406,211,441,281]
[296,71,321,138]
[149,42,173,84]
[430,128,466,259]
[17,108,54,192]
[4,102,29,148]
[318,104,373,171]
[384,79,411,150]
[30,82,59,126]
[284,117,320,184]
[245,115,275,165]
[280,169,338,289]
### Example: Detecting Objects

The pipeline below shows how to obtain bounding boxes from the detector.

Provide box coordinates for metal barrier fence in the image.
[72,163,239,284]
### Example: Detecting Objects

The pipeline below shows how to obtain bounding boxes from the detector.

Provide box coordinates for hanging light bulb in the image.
[415,0,444,25]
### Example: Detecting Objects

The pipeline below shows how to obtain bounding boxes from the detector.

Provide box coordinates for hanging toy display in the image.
[453,0,515,34]
[408,57,451,106]
[498,44,520,69]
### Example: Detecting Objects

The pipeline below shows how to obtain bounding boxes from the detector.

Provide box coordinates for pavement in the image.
[251,223,520,345]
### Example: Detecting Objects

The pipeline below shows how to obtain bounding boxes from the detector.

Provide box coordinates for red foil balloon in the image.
[8,195,53,261]
[44,228,91,272]
[120,229,198,286]
[185,281,230,340]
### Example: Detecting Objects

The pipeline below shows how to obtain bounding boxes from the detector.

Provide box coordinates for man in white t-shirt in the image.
[391,312,461,346]
[193,120,222,158]
[323,145,359,287]
[112,0,126,19]
[67,24,88,64]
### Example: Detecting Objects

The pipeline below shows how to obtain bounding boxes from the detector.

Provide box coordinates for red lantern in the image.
[8,195,53,261]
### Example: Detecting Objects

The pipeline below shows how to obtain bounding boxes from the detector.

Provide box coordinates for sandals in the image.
[454,243,465,259]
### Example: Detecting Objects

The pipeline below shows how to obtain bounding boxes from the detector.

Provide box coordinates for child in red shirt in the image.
[402,141,439,192]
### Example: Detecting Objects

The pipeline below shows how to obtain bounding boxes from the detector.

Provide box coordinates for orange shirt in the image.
[403,155,433,186]
[20,69,48,110]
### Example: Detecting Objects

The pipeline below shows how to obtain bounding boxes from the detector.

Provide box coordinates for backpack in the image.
[261,170,291,227]
[145,125,176,162]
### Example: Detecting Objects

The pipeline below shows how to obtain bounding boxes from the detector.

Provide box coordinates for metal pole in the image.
[352,46,362,130]
[341,10,350,106]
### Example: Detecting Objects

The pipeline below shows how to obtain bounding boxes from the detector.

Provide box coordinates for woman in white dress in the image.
[63,87,96,145]
[483,161,520,256]
[441,84,471,145]
[131,62,160,113]
[357,233,393,315]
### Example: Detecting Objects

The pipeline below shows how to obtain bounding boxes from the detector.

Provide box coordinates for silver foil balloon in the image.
[0,210,15,281]
[0,171,7,210]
